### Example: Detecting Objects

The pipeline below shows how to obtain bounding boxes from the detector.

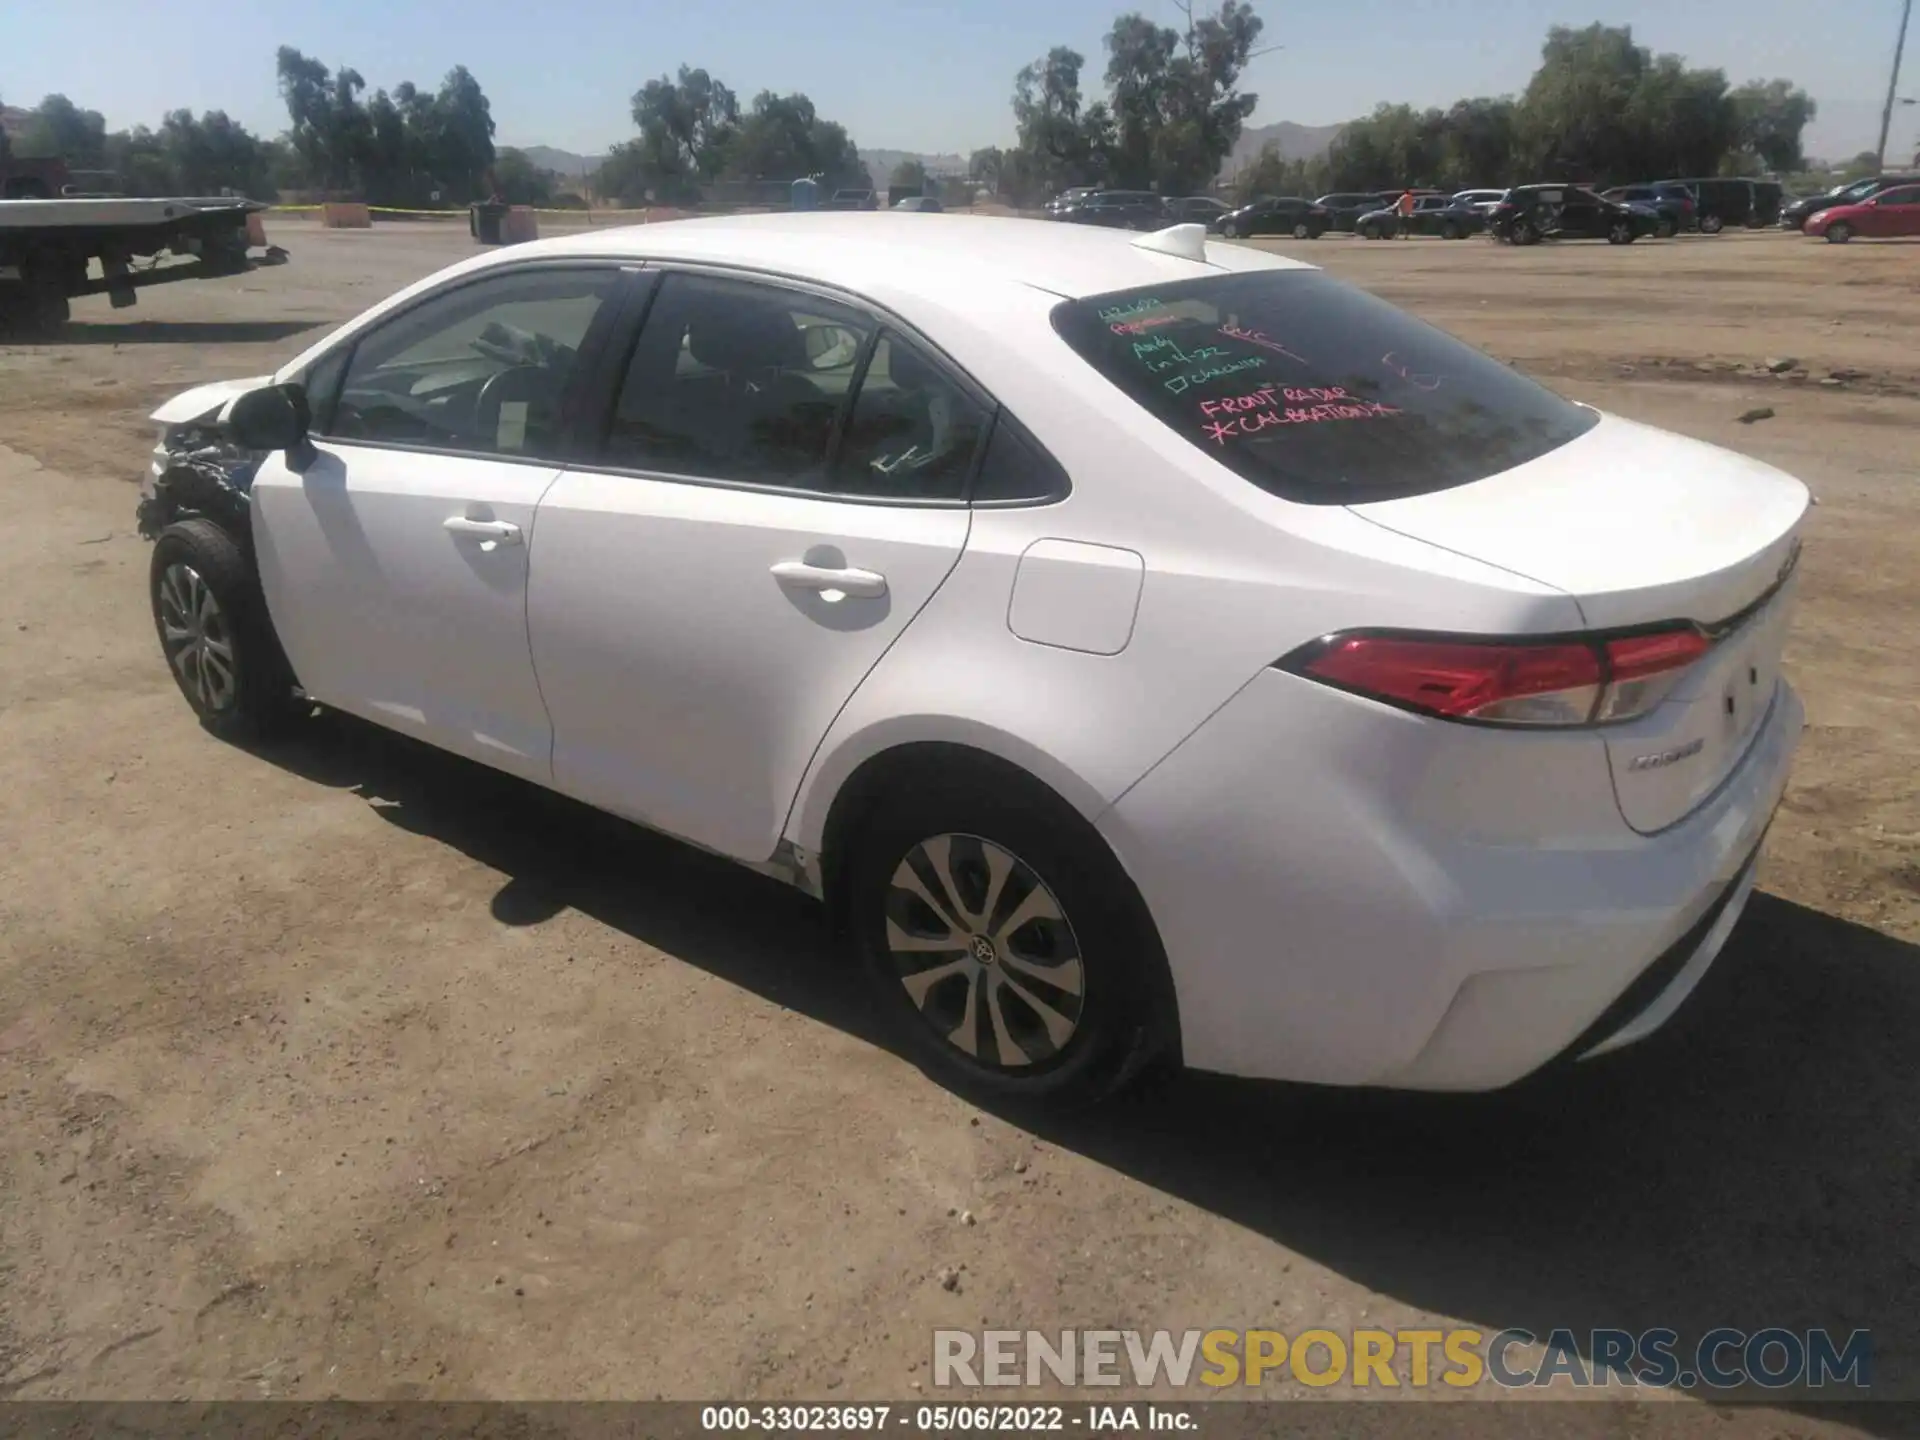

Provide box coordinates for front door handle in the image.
[444,516,522,546]
[770,560,888,599]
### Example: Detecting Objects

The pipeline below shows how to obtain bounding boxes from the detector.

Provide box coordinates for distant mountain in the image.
[1227,120,1346,171]
[511,145,605,178]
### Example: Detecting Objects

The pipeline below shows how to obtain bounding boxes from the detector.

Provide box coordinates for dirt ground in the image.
[0,217,1915,1432]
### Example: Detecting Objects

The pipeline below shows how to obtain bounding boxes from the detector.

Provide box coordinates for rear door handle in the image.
[444,516,522,546]
[769,560,888,599]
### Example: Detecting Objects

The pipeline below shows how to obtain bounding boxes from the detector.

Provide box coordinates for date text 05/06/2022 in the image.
[699,1403,1192,1433]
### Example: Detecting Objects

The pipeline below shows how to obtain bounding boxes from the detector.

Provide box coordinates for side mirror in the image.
[226,382,311,450]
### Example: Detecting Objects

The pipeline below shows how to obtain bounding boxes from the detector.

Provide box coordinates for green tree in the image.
[1099,0,1264,193]
[1010,47,1110,198]
[492,147,555,205]
[724,90,862,188]
[968,145,1005,192]
[14,94,109,164]
[888,158,928,192]
[1232,141,1316,202]
[632,66,739,187]
[1840,148,1881,180]
[1731,79,1818,173]
[275,47,362,190]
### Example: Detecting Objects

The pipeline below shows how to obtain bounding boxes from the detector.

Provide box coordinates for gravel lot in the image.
[0,217,1914,1433]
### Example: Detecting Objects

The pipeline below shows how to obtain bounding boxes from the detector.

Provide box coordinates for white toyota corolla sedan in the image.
[137,213,1807,1106]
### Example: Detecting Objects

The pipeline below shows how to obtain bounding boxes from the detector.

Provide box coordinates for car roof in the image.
[416,212,1316,310]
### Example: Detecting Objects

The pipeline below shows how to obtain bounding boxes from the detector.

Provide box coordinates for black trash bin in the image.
[470,201,507,245]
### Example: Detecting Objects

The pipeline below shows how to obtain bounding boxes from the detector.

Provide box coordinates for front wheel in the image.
[1220,220,1239,238]
[1607,221,1634,245]
[1825,221,1853,244]
[1699,214,1724,235]
[149,518,302,740]
[1512,220,1539,245]
[846,770,1175,1109]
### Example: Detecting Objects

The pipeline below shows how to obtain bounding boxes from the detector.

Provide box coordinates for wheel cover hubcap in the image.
[158,562,236,712]
[884,833,1085,1069]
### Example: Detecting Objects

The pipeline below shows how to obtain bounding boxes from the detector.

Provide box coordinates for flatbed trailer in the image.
[0,196,288,335]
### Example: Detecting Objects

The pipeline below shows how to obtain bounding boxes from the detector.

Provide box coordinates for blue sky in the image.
[4,0,1912,162]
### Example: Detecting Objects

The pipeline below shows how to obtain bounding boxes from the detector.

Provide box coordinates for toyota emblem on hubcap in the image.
[970,935,999,966]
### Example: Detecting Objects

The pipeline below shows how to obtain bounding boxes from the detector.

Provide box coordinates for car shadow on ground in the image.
[250,709,1919,1428]
[45,319,326,346]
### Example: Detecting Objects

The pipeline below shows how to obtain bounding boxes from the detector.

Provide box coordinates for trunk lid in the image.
[1348,411,1809,833]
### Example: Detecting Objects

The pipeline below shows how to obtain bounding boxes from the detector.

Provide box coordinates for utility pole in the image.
[1876,0,1914,173]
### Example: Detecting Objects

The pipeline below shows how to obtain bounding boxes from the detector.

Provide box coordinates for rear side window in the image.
[1051,270,1599,504]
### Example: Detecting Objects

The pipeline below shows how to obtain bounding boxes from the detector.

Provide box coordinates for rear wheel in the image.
[1699,213,1724,235]
[149,518,302,740]
[1607,220,1634,245]
[845,765,1174,1109]
[1656,219,1676,239]
[1291,220,1310,239]
[1440,222,1460,240]
[1824,221,1853,244]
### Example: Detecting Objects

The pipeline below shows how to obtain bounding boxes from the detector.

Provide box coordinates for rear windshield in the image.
[1051,270,1599,504]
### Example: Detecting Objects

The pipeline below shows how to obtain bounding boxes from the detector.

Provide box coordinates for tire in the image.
[1656,219,1676,239]
[1699,214,1724,235]
[149,518,302,740]
[1289,221,1308,239]
[0,275,70,337]
[1220,220,1238,238]
[844,762,1175,1109]
[1606,221,1633,245]
[1512,220,1539,246]
[1825,222,1852,244]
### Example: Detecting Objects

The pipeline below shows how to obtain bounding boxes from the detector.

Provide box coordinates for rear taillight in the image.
[1280,625,1713,727]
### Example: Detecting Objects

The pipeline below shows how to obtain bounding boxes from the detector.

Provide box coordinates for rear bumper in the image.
[1096,671,1803,1091]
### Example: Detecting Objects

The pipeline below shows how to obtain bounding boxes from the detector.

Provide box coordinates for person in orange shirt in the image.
[1396,189,1416,238]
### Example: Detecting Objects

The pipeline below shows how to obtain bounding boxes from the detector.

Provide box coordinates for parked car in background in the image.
[1662,178,1779,233]
[136,211,1809,1106]
[824,188,878,211]
[1058,191,1169,230]
[1601,182,1697,237]
[893,196,945,213]
[1356,193,1482,239]
[1214,195,1331,239]
[1803,182,1920,242]
[1488,185,1655,245]
[1045,186,1099,219]
[1313,192,1394,232]
[1451,188,1509,219]
[1165,196,1232,224]
[1781,175,1919,230]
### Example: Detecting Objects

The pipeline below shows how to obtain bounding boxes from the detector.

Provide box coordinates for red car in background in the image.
[1804,182,1920,242]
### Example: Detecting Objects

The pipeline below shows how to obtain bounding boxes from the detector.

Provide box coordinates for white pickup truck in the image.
[0,194,287,334]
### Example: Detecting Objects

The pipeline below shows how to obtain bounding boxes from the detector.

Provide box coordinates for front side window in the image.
[327,267,620,458]
[604,273,871,488]
[1051,270,1600,505]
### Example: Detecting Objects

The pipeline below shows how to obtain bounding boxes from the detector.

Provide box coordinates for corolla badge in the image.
[1628,737,1706,772]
